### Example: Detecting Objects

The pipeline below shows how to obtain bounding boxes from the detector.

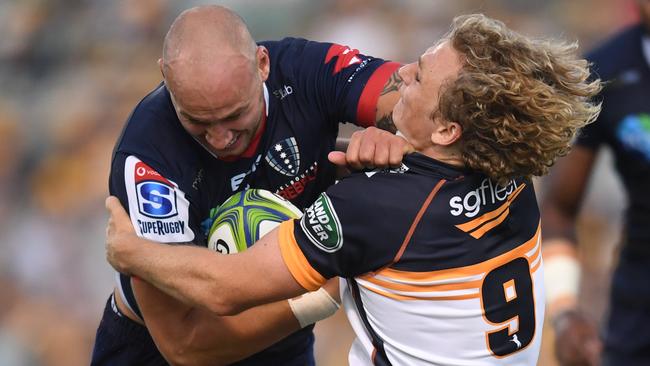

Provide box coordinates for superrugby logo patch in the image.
[134,161,178,218]
[266,137,300,176]
[300,193,343,253]
[124,156,194,242]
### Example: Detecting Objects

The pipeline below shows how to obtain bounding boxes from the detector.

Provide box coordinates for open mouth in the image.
[224,132,241,149]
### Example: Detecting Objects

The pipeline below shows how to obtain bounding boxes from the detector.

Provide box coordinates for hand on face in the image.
[553,309,602,366]
[327,127,414,170]
[105,196,137,275]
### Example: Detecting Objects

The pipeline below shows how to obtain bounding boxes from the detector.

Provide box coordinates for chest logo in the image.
[266,137,300,176]
[300,193,343,253]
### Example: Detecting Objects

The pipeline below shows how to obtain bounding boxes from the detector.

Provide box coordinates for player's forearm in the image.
[111,235,242,314]
[540,202,579,242]
[132,263,303,366]
[375,70,401,133]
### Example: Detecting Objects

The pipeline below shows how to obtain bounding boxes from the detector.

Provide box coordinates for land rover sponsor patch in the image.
[300,193,343,252]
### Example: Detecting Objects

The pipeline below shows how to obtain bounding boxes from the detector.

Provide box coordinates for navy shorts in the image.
[602,246,650,366]
[90,294,167,366]
[90,294,316,366]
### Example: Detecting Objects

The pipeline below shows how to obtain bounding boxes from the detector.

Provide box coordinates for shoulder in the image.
[114,83,198,170]
[261,37,331,58]
[325,163,447,225]
[587,24,645,78]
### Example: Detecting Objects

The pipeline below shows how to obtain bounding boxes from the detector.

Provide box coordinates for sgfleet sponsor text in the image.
[449,178,519,217]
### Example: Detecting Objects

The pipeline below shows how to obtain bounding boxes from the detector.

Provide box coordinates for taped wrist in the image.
[543,241,581,314]
[288,287,340,328]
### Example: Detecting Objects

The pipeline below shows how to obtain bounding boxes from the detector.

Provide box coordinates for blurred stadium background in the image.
[0,0,639,365]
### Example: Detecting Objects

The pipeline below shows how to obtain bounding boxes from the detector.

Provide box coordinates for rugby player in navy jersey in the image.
[542,1,650,365]
[90,5,411,366]
[104,14,602,366]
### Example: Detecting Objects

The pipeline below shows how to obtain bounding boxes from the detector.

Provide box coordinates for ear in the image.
[430,120,462,146]
[256,46,270,82]
[158,58,165,78]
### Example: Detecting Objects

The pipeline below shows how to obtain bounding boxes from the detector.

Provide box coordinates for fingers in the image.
[327,151,347,167]
[331,127,410,170]
[105,196,121,212]
[389,138,413,167]
[356,133,377,168]
[345,131,363,170]
[105,196,134,233]
[554,310,602,366]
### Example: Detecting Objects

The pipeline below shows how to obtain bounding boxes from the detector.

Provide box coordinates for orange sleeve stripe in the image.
[355,61,401,127]
[278,220,326,291]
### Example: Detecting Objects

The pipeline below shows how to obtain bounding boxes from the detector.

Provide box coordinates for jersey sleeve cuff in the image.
[356,61,402,127]
[278,220,326,292]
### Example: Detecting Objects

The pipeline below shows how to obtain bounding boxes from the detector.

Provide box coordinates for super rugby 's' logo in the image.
[135,162,178,219]
[266,137,300,176]
[124,156,194,242]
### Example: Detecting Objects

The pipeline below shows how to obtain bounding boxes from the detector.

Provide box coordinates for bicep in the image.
[137,278,301,366]
[133,280,194,362]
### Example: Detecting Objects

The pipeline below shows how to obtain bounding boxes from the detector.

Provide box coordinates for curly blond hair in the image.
[437,14,601,184]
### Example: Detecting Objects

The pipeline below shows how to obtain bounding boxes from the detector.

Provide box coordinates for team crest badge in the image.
[266,137,300,176]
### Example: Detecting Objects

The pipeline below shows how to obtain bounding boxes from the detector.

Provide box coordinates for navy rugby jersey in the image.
[278,154,545,365]
[577,24,650,245]
[109,37,399,364]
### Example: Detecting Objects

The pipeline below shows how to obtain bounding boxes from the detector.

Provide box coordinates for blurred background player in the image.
[542,1,650,365]
[90,5,407,366]
[103,13,601,366]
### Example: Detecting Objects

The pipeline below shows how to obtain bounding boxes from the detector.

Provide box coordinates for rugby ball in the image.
[207,189,302,254]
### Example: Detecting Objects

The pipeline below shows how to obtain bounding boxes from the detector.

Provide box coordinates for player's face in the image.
[392,41,463,150]
[170,55,267,158]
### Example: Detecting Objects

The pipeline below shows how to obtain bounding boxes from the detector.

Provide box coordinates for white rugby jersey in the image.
[278,153,545,365]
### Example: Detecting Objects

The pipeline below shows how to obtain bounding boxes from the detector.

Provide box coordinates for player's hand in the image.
[105,196,137,274]
[328,127,413,170]
[553,309,602,366]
